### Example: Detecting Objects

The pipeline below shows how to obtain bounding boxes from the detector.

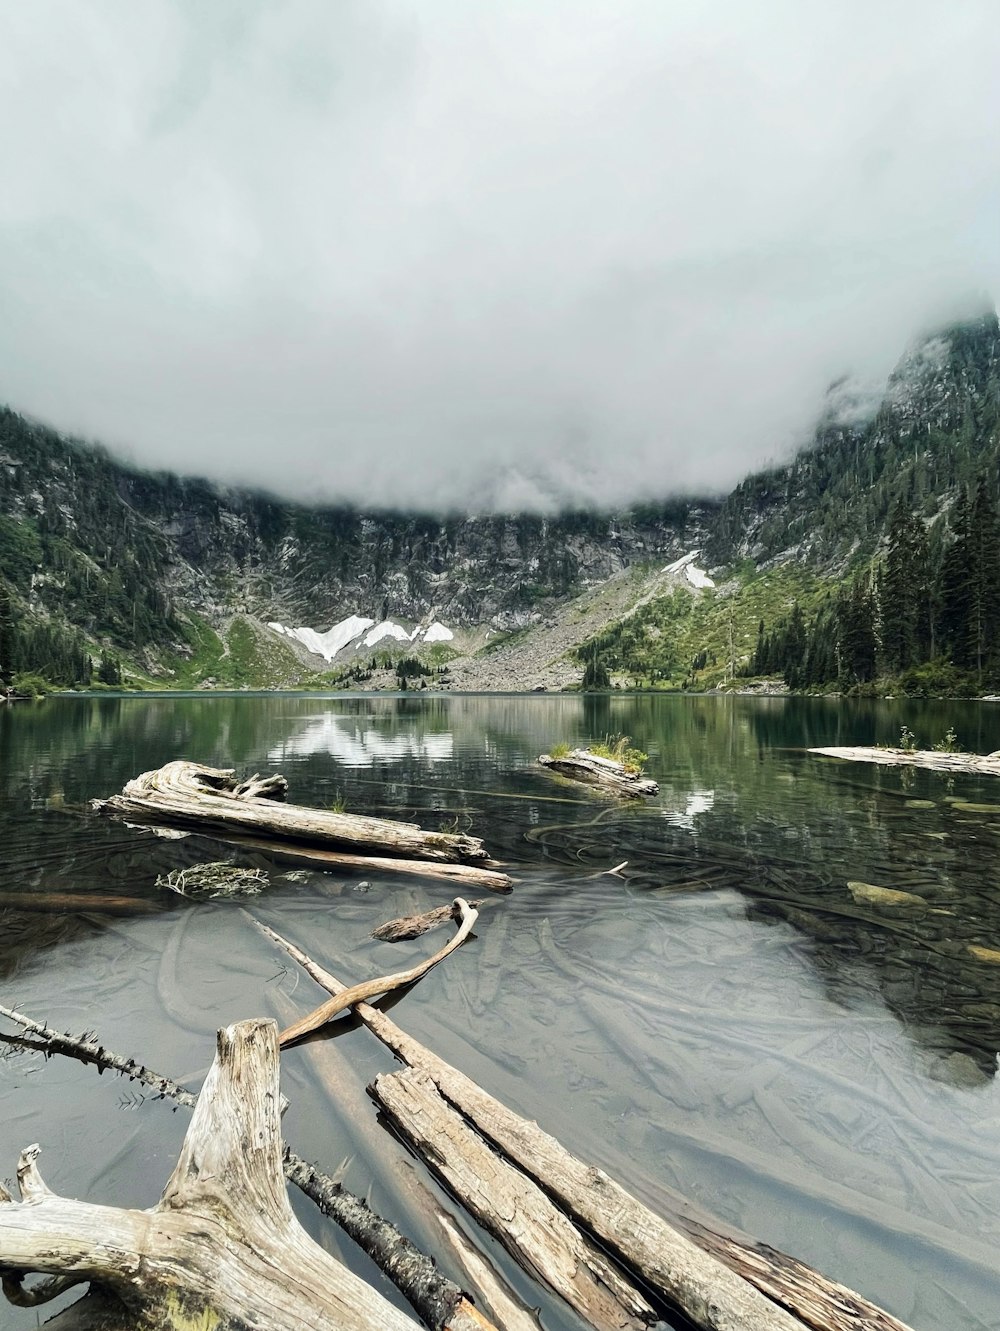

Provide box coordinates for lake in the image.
[2,692,999,1330]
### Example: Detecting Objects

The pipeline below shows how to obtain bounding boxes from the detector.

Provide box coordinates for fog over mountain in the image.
[1,1,998,511]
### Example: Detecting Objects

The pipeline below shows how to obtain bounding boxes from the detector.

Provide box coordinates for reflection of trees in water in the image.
[3,693,1000,1076]
[534,792,1000,1078]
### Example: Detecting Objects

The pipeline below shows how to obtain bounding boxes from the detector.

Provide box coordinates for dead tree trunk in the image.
[0,1005,498,1331]
[94,760,491,863]
[538,750,658,798]
[0,1020,421,1331]
[374,1065,662,1331]
[222,833,513,890]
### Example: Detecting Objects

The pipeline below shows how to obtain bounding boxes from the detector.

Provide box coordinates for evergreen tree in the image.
[967,475,1000,676]
[938,489,973,665]
[879,500,932,673]
[937,480,1000,675]
[582,644,610,689]
[97,650,122,686]
[837,573,877,683]
[0,584,12,683]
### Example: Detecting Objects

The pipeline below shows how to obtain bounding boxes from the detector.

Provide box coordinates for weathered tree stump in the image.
[0,1019,421,1331]
[94,760,491,864]
[538,750,658,798]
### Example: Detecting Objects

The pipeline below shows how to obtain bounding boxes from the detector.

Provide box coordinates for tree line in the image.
[748,473,1000,692]
[0,587,122,692]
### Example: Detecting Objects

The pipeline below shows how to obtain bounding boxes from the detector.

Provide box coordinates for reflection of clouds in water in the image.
[662,789,714,829]
[266,713,453,765]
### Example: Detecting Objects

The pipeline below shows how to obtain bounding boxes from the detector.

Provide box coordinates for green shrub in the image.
[932,728,962,753]
[898,725,918,753]
[12,671,51,698]
[590,733,649,774]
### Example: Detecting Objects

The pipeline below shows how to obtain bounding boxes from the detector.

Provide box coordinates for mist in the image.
[0,1,997,511]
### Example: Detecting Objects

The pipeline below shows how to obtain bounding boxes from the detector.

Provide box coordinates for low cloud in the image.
[0,1,997,510]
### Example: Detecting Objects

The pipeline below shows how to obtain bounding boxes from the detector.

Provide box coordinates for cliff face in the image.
[114,478,713,630]
[0,406,712,657]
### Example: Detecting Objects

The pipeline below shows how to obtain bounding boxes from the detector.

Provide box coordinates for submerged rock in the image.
[967,944,1000,964]
[847,880,926,909]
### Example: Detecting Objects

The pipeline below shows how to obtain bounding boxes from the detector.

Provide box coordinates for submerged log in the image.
[260,924,915,1331]
[0,1020,420,1331]
[95,760,491,863]
[0,891,161,915]
[809,745,1000,776]
[374,1066,661,1331]
[373,899,484,942]
[539,750,658,798]
[224,832,513,891]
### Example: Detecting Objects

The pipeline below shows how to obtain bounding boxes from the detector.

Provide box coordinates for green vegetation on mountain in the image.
[576,311,1000,695]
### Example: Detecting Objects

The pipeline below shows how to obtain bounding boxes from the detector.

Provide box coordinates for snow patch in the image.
[663,551,715,589]
[268,615,374,661]
[364,620,413,648]
[267,614,455,659]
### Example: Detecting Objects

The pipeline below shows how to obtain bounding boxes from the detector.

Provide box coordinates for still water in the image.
[1,692,999,1330]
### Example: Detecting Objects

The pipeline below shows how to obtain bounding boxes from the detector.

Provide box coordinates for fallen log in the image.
[224,832,513,891]
[0,1020,420,1331]
[435,1212,543,1331]
[809,745,1000,776]
[375,1065,662,1331]
[0,891,161,915]
[95,760,491,863]
[0,1004,494,1331]
[260,923,916,1331]
[0,1002,198,1107]
[279,897,479,1045]
[539,749,658,798]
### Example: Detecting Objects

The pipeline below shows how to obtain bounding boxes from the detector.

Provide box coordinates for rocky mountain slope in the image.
[1,310,997,691]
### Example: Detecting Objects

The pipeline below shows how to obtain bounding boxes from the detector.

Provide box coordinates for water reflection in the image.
[2,693,1000,1331]
[267,712,454,764]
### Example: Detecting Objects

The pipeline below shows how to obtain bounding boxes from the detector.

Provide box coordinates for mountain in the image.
[708,310,1000,569]
[1,310,998,692]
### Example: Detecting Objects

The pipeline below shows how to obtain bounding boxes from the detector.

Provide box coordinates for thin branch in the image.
[276,897,479,1046]
[0,1005,196,1108]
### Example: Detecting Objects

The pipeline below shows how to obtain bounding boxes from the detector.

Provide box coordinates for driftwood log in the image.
[278,897,479,1045]
[375,1065,663,1331]
[260,923,916,1331]
[373,900,484,942]
[809,745,1000,776]
[0,1020,421,1331]
[0,1005,497,1331]
[538,749,658,798]
[94,760,491,864]
[224,832,513,891]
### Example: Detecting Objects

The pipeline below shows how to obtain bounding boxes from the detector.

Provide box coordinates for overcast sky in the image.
[0,2,997,511]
